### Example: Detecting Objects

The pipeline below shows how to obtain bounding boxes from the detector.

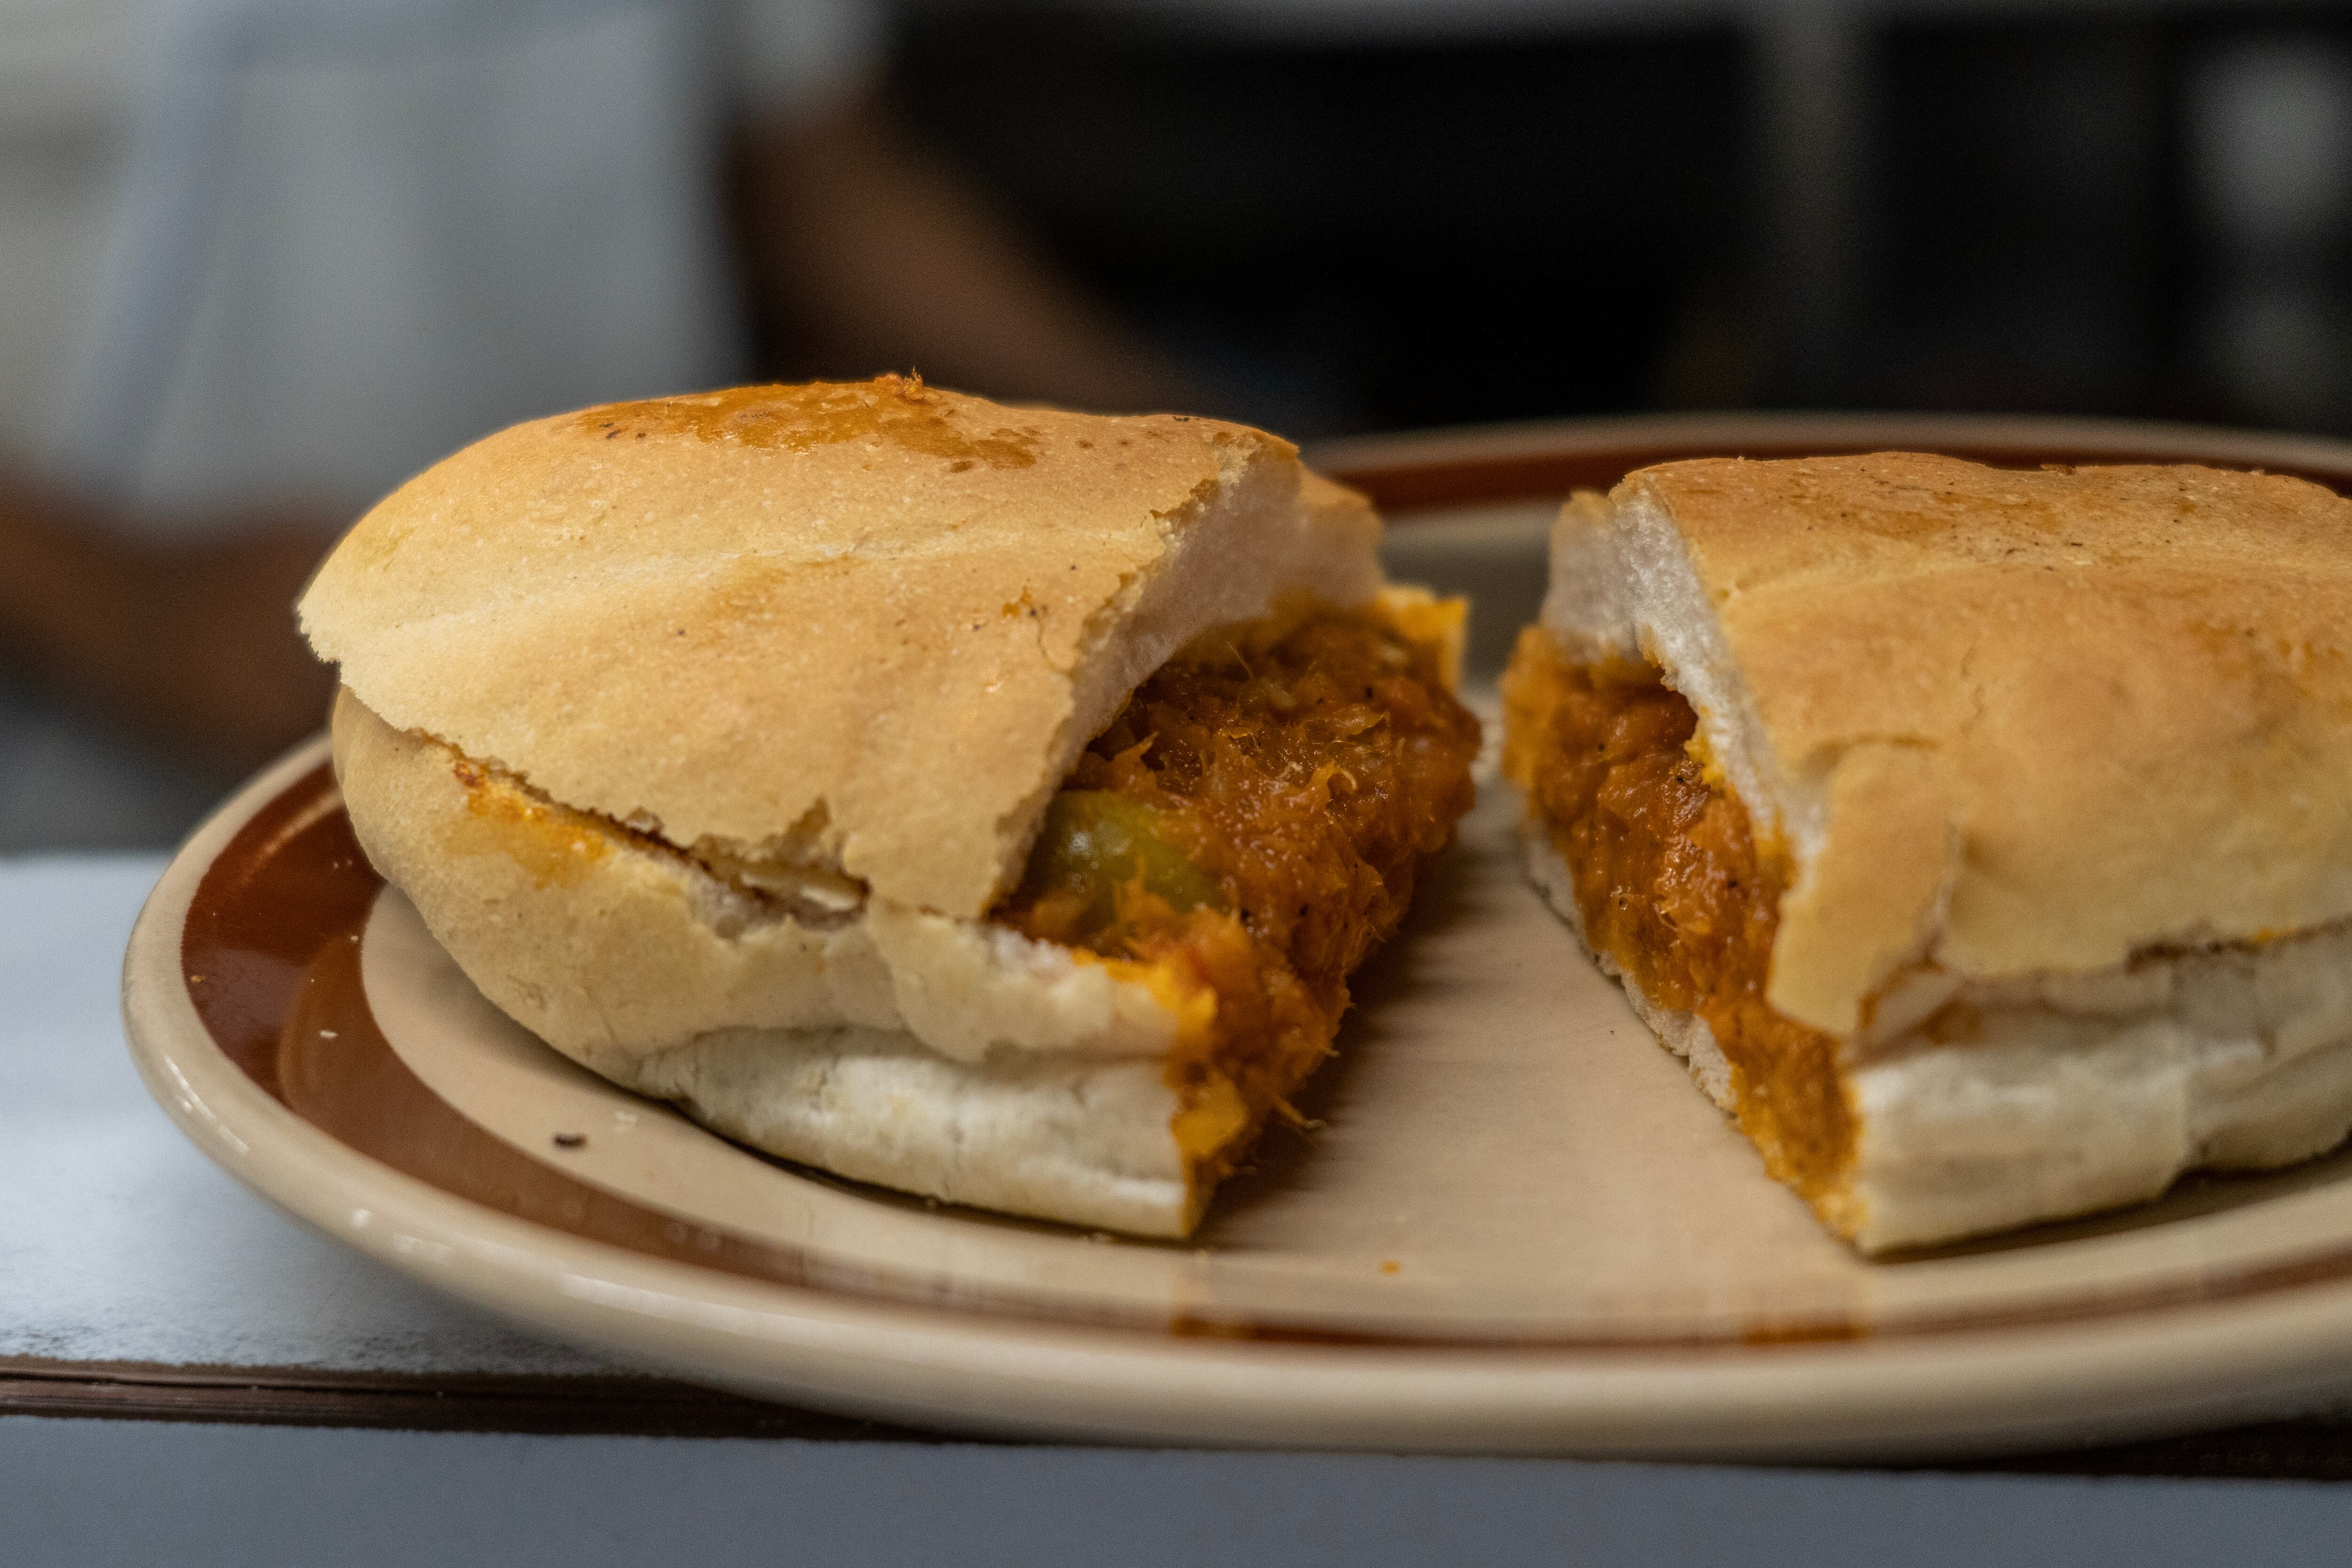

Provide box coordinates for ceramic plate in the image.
[123,413,2352,1459]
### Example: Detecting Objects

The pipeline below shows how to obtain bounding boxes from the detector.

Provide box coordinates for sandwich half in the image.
[301,376,1478,1237]
[1502,452,2352,1251]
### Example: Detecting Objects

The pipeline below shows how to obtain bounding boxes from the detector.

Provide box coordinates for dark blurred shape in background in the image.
[871,2,2352,439]
[6,0,2352,851]
[2188,26,2352,431]
[877,9,1749,435]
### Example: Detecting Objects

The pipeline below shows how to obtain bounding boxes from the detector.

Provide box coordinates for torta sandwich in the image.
[1502,452,2352,1251]
[299,375,1478,1237]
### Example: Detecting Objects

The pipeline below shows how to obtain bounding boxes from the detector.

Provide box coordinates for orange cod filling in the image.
[1499,626,1857,1223]
[994,599,1481,1197]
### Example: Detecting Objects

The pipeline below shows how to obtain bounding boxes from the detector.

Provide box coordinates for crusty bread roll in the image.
[302,375,1468,1236]
[1506,453,2352,1251]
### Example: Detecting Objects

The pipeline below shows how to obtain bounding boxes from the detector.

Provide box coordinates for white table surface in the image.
[0,852,618,1374]
[11,850,2352,1568]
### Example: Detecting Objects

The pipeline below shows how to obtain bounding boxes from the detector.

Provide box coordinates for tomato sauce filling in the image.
[996,598,1480,1186]
[1499,626,1855,1208]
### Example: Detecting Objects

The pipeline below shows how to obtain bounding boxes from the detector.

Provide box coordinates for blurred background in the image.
[4,0,2351,851]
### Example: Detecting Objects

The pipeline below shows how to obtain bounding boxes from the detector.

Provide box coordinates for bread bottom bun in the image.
[333,689,1204,1235]
[593,1025,1189,1236]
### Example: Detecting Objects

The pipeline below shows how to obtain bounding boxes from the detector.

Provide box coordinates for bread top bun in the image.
[299,376,1383,917]
[1541,452,2352,1034]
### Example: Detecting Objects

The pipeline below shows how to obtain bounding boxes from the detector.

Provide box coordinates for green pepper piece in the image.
[1021,790,1226,931]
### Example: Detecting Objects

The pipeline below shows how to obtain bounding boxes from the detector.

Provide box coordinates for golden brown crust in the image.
[300,377,1381,918]
[1600,453,2352,1030]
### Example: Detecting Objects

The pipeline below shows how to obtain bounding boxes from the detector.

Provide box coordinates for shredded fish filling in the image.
[1500,626,1855,1207]
[998,599,1481,1180]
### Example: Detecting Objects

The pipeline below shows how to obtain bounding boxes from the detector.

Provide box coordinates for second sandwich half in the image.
[1502,453,2352,1253]
[299,376,1480,1239]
